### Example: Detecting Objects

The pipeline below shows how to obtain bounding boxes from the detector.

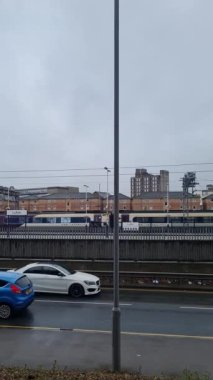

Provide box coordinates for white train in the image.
[19,211,213,228]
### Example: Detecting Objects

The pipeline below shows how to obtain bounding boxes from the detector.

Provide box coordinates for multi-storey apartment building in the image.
[130,169,169,197]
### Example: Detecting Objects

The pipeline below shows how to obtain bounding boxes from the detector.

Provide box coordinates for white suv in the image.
[9,263,100,298]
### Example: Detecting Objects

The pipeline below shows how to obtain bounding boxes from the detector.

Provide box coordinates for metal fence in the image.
[0,225,213,240]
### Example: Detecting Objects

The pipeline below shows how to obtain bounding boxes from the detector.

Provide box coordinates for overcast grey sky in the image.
[0,0,213,196]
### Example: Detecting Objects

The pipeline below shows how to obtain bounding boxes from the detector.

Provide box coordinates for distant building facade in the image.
[18,191,131,213]
[201,184,213,197]
[0,186,18,211]
[131,192,201,212]
[131,169,169,197]
[17,186,79,195]
[0,184,212,213]
[202,194,213,211]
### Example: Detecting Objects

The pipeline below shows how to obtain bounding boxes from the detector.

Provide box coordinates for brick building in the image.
[202,194,213,211]
[19,192,98,213]
[0,185,206,213]
[104,194,131,213]
[19,191,131,213]
[131,192,201,212]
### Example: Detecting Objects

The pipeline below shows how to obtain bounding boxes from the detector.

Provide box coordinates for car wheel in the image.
[0,304,12,319]
[69,284,84,298]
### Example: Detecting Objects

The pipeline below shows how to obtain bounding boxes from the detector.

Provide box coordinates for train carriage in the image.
[1,211,213,229]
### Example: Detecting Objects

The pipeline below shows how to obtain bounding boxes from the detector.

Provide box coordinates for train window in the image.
[194,217,203,223]
[33,217,41,223]
[61,217,71,223]
[202,217,212,223]
[133,217,151,223]
[70,217,90,223]
[152,217,166,223]
[46,217,56,223]
[170,217,183,223]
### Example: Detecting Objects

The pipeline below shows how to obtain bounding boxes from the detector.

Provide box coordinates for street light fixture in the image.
[104,167,111,219]
[83,185,89,225]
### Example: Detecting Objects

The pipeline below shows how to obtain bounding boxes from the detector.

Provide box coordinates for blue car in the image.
[0,271,34,319]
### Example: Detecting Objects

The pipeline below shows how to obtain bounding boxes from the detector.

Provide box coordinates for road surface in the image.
[0,290,213,375]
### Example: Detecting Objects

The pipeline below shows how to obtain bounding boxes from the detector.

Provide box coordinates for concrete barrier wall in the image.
[0,239,213,262]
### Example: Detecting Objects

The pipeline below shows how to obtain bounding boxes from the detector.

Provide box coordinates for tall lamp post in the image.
[7,187,9,210]
[83,185,89,225]
[7,186,11,210]
[104,167,111,220]
[113,0,120,372]
[166,181,170,226]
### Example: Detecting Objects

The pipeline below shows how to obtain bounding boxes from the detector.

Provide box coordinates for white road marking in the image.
[180,306,213,310]
[35,299,132,306]
[73,328,213,340]
[1,325,213,340]
[0,325,61,331]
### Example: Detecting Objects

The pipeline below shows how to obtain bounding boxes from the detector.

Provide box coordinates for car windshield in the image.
[52,264,75,275]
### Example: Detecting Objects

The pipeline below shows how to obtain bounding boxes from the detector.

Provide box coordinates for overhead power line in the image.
[121,162,213,169]
[0,168,108,173]
[0,162,213,174]
[1,170,213,180]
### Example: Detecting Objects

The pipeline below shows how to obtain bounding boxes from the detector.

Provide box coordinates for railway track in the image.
[1,264,213,291]
[93,270,213,291]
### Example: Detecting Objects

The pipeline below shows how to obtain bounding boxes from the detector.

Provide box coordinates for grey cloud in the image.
[0,0,212,195]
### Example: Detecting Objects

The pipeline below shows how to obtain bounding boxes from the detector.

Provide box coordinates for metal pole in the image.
[84,185,89,225]
[104,167,111,221]
[112,0,120,372]
[99,184,101,212]
[107,170,109,213]
[166,182,169,226]
[7,187,10,210]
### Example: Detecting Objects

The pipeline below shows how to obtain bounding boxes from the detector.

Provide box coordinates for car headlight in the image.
[84,281,96,286]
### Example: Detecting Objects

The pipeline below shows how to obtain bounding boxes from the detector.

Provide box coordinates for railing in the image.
[0,225,213,240]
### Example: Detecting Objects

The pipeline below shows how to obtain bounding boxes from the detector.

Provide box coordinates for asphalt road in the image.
[0,290,213,375]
